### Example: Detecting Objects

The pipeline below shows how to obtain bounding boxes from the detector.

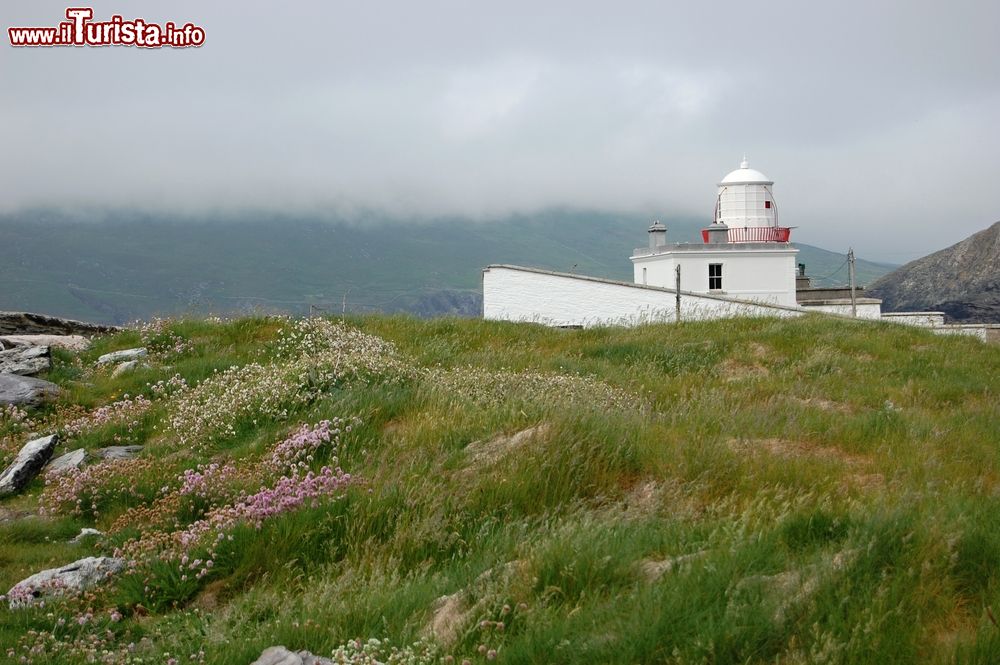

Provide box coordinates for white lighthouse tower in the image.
[631,157,798,306]
[707,156,789,243]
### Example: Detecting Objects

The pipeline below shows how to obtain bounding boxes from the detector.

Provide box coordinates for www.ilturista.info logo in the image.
[8,7,205,48]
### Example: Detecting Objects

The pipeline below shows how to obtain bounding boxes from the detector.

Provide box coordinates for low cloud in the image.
[2,0,998,260]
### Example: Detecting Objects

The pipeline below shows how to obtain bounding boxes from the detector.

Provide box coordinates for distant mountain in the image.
[0,210,895,324]
[868,221,1000,323]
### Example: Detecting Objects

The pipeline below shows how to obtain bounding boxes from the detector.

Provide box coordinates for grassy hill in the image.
[0,211,895,324]
[1,314,997,664]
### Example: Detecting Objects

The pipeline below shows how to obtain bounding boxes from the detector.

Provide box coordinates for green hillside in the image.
[1,314,998,664]
[0,211,894,324]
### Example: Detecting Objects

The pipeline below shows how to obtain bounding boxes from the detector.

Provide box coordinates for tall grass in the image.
[0,314,997,664]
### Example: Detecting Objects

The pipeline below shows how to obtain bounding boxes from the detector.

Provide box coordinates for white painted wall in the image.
[929,326,989,341]
[631,247,798,307]
[483,266,804,328]
[881,312,946,327]
[799,301,883,320]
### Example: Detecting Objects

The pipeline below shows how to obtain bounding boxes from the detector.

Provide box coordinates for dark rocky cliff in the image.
[868,222,1000,323]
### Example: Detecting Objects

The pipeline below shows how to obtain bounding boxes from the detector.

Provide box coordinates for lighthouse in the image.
[706,156,791,243]
[630,157,799,306]
[482,156,890,327]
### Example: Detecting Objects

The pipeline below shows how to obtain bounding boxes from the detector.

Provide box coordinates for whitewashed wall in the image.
[483,265,804,328]
[881,312,947,327]
[799,301,883,320]
[928,326,989,341]
[632,248,798,307]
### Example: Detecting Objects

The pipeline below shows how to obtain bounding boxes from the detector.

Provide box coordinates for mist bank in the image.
[1,209,894,324]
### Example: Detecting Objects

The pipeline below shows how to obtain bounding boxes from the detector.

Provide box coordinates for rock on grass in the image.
[0,374,60,407]
[6,556,125,609]
[0,434,58,496]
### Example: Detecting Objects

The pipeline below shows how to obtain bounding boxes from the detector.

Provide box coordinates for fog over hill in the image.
[1,210,894,324]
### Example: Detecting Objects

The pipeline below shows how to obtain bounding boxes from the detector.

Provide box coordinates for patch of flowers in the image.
[425,365,642,413]
[117,465,351,578]
[168,320,409,449]
[63,393,153,440]
[40,457,159,518]
[9,598,205,665]
[131,317,193,358]
[270,318,414,384]
[177,462,244,501]
[106,418,352,542]
[115,419,355,568]
[149,374,190,398]
[329,637,440,664]
[1,403,30,427]
[1,405,36,466]
[167,362,299,448]
[59,376,187,443]
[267,418,357,475]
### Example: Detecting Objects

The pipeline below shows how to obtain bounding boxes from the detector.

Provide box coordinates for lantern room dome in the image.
[719,157,773,185]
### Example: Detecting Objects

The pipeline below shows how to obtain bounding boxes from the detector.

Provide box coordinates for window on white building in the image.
[709,263,723,290]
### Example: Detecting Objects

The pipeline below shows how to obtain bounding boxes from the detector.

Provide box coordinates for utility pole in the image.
[675,264,681,323]
[847,248,857,318]
[342,287,352,315]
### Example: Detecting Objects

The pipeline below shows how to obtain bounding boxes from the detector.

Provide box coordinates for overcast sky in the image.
[3,0,998,261]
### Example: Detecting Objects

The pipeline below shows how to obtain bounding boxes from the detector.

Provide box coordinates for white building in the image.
[632,158,797,307]
[481,158,989,338]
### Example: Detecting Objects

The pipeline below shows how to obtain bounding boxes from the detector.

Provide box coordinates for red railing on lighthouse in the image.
[701,226,792,243]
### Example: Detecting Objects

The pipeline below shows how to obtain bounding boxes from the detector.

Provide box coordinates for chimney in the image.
[704,222,729,244]
[796,262,812,289]
[647,220,667,249]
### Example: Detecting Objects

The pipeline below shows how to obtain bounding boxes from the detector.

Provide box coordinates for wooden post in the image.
[675,264,681,323]
[848,248,857,318]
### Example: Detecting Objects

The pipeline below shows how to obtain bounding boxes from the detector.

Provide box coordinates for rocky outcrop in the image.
[70,528,103,543]
[96,348,147,366]
[94,445,143,461]
[111,360,140,377]
[44,447,142,477]
[0,334,90,351]
[638,550,708,582]
[0,374,60,407]
[0,345,51,376]
[0,434,59,496]
[0,312,117,337]
[465,424,550,468]
[6,556,125,608]
[46,448,88,475]
[250,647,333,665]
[868,221,1000,323]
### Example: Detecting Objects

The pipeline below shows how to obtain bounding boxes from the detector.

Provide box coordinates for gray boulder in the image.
[0,374,60,407]
[111,360,140,377]
[6,556,125,608]
[0,335,90,352]
[70,528,104,543]
[94,445,143,461]
[250,647,333,665]
[0,434,59,496]
[96,348,147,366]
[46,448,87,475]
[0,345,51,376]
